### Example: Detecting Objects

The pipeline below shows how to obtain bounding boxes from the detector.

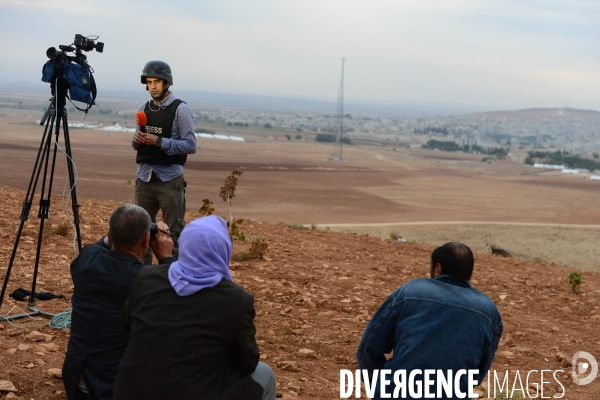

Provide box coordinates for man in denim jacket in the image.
[357,242,503,399]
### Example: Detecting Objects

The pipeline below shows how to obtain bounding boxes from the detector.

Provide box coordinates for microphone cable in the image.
[53,127,80,257]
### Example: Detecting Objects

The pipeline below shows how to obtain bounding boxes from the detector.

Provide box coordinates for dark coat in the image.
[62,240,174,400]
[113,265,264,400]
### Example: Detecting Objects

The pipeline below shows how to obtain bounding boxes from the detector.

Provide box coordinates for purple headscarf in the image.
[168,216,232,296]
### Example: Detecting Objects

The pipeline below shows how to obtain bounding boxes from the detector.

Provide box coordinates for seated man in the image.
[62,205,174,400]
[113,216,276,400]
[357,242,503,399]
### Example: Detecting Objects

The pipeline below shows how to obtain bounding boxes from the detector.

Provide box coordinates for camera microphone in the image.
[135,111,147,132]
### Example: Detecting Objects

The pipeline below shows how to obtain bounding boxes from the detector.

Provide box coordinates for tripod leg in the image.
[61,112,83,252]
[0,106,56,313]
[29,198,49,309]
[28,106,63,310]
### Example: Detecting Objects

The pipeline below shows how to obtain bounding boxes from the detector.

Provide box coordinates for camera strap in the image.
[42,60,98,117]
[9,287,65,301]
[67,70,96,117]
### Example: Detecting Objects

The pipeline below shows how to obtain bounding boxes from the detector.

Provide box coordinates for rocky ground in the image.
[0,186,599,399]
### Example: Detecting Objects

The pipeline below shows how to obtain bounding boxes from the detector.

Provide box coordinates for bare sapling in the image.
[219,165,245,242]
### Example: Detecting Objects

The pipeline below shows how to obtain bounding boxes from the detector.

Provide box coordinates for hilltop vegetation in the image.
[423,139,508,157]
[524,150,600,171]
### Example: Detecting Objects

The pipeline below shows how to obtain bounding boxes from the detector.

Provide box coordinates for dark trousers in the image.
[135,173,186,264]
[76,389,89,400]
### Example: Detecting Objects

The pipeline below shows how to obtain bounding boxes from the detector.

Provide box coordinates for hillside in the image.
[0,187,599,399]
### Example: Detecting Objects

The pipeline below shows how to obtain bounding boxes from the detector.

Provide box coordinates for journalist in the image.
[114,216,276,400]
[132,60,197,264]
[357,242,503,399]
[62,204,174,400]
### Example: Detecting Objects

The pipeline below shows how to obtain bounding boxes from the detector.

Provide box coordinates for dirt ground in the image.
[2,102,600,270]
[325,222,600,272]
[3,96,600,227]
[1,94,600,399]
[0,188,599,399]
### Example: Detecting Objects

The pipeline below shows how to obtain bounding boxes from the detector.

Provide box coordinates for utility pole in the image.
[329,58,345,162]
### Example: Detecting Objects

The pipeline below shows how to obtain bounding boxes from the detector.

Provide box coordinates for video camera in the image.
[149,223,171,239]
[42,34,104,112]
[150,223,159,238]
[46,34,104,65]
[73,34,104,53]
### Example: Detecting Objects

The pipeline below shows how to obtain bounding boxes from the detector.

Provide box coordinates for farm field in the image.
[0,93,599,398]
[1,93,600,269]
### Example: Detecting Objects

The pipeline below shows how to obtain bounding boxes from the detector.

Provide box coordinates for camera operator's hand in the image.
[150,221,174,262]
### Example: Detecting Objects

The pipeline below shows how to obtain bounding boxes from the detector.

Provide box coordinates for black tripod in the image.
[0,91,82,321]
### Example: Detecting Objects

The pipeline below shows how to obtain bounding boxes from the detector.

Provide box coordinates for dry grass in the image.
[327,222,600,272]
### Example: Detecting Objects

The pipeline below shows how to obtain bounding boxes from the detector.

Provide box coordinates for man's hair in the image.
[108,205,151,249]
[431,242,474,281]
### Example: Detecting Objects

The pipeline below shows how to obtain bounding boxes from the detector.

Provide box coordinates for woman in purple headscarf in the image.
[114,216,276,400]
[168,215,233,295]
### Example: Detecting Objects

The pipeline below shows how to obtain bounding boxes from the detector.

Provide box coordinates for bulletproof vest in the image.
[136,99,187,166]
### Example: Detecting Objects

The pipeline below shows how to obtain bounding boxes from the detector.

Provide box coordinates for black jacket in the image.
[62,240,174,400]
[113,265,264,400]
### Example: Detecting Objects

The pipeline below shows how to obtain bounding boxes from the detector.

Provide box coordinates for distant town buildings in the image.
[194,107,600,158]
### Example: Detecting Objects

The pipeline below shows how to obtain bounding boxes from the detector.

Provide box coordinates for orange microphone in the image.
[135,111,147,132]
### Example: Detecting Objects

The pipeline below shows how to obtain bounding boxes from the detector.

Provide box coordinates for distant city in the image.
[192,106,600,158]
[1,83,600,162]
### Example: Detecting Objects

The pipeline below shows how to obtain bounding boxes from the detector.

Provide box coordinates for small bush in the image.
[389,231,401,240]
[198,198,215,216]
[53,223,70,237]
[568,272,583,294]
[248,237,268,260]
[291,224,308,230]
[231,253,251,262]
[232,237,268,261]
[315,134,336,143]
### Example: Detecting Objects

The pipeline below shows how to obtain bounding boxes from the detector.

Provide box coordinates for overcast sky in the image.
[1,0,599,111]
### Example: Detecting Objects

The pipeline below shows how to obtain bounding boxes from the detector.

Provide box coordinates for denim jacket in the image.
[357,274,503,399]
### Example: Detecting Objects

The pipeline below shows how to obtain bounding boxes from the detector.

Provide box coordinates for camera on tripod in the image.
[42,34,104,112]
[1,34,107,316]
